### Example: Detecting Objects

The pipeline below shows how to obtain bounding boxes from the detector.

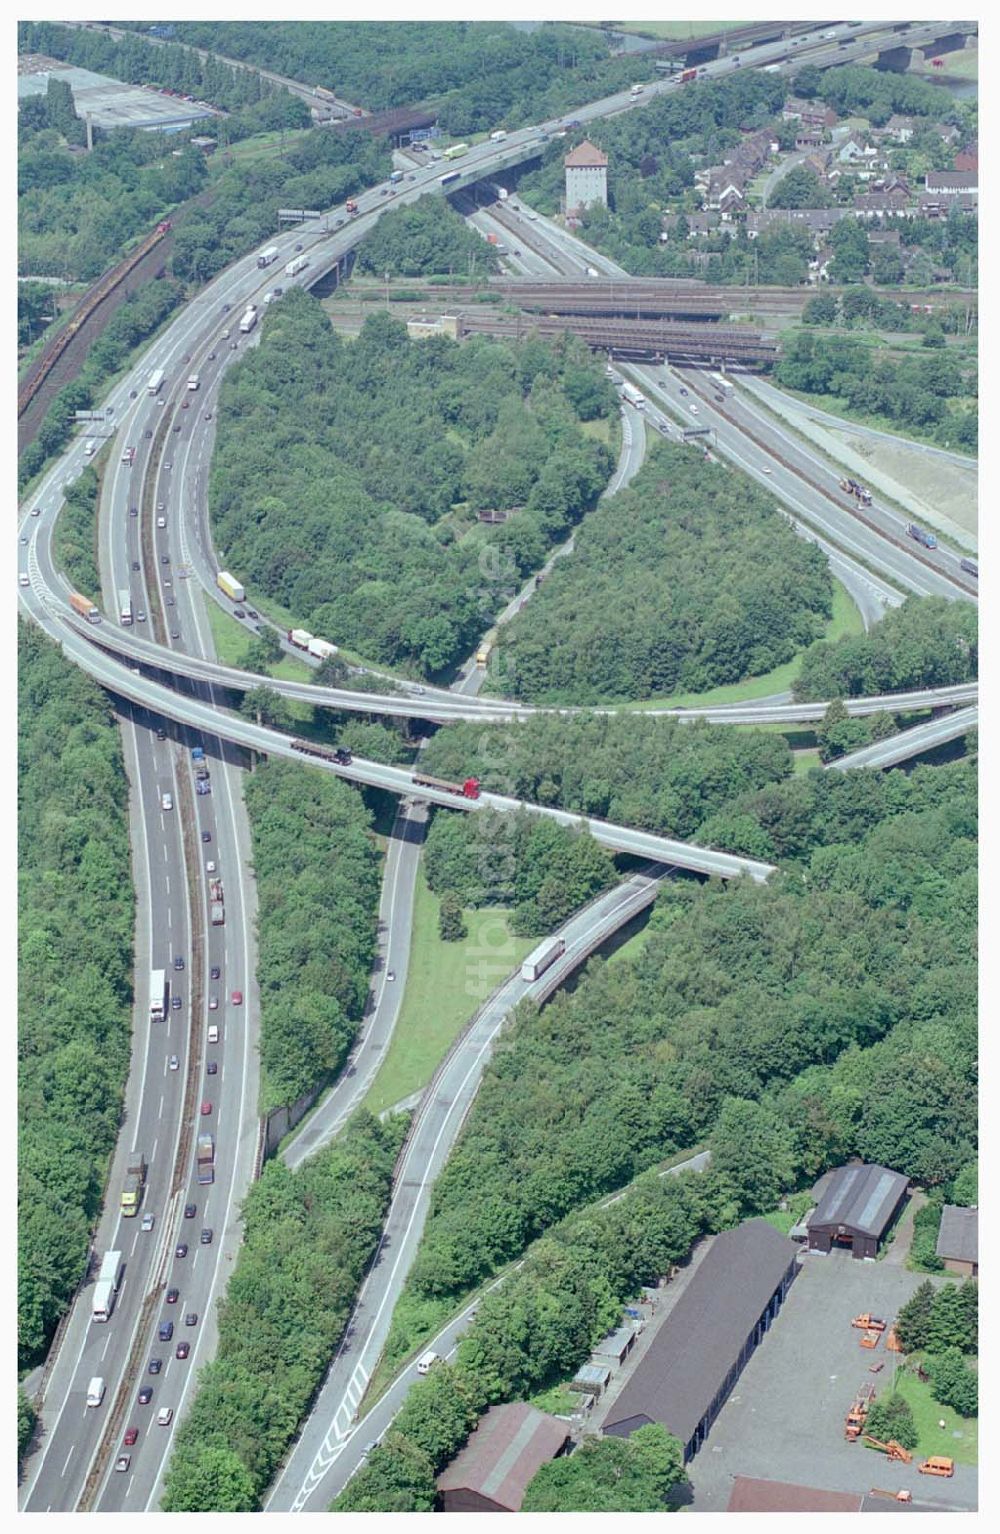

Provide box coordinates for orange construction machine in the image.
[869,1488,913,1503]
[864,1437,913,1464]
[860,1329,882,1349]
[852,1314,887,1332]
[918,1457,954,1478]
[845,1385,877,1440]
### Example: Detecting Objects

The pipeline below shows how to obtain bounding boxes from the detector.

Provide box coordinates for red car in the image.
[124,1427,139,1447]
[200,1100,212,1116]
[230,990,243,1005]
[176,1342,190,1360]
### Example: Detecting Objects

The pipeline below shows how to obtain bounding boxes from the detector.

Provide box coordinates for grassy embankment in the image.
[364,868,533,1115]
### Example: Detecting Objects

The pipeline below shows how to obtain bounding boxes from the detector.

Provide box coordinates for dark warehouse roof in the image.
[807,1163,908,1238]
[603,1220,798,1447]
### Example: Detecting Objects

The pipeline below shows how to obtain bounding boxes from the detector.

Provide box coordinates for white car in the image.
[141,1212,155,1232]
[762,467,773,475]
[169,1054,179,1071]
[157,1407,174,1427]
[157,516,166,528]
[206,861,217,873]
[19,573,30,587]
[31,505,42,518]
[161,791,173,811]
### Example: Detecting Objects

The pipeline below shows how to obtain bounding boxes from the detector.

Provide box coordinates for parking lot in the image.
[688,1251,977,1512]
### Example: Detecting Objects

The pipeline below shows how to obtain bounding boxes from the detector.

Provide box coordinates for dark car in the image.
[144,430,152,439]
[202,831,212,843]
[138,1387,153,1405]
[166,595,175,605]
[233,607,246,619]
[295,242,303,251]
[208,351,216,361]
[166,1287,179,1304]
[156,728,167,741]
[175,1243,188,1259]
[132,560,141,572]
[129,506,138,518]
[158,1320,173,1341]
[173,956,184,971]
[222,303,231,313]
[184,1203,196,1219]
[171,995,182,1010]
[200,1228,213,1244]
[185,1312,199,1327]
[206,1060,218,1075]
[161,554,170,564]
[247,608,259,619]
[148,1358,162,1374]
[176,1342,190,1360]
[170,629,180,639]
[172,422,181,432]
[210,965,221,980]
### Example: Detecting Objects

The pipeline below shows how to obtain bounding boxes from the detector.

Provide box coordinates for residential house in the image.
[953,142,977,173]
[885,113,918,142]
[933,122,961,146]
[925,170,978,195]
[660,211,724,239]
[867,227,902,247]
[794,127,824,150]
[745,207,847,242]
[853,189,915,219]
[838,138,881,166]
[782,98,838,130]
[918,191,978,219]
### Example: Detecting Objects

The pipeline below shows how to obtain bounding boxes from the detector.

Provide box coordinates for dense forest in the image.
[419,714,792,842]
[162,20,654,132]
[51,466,100,600]
[18,624,135,1369]
[398,760,975,1307]
[243,759,380,1115]
[792,597,978,702]
[210,296,616,675]
[478,441,832,703]
[776,333,978,452]
[424,809,617,937]
[161,1111,404,1511]
[354,197,500,280]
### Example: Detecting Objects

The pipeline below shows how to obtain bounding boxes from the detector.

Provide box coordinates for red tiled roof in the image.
[564,138,608,168]
[729,1476,863,1512]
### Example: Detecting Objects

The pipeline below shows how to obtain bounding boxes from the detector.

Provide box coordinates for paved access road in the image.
[266,868,666,1511]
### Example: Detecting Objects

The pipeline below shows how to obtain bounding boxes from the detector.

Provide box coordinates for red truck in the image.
[680,68,697,83]
[412,771,481,800]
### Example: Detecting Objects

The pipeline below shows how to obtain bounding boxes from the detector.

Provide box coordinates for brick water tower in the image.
[565,139,608,220]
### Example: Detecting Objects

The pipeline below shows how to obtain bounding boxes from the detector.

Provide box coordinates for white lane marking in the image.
[164,876,170,895]
[61,1448,75,1477]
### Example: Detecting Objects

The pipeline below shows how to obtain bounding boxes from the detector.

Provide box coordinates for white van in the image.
[416,1350,439,1376]
[84,440,97,457]
[87,1377,106,1407]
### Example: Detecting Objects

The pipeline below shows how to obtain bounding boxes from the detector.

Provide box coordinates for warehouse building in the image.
[602,1220,799,1462]
[806,1162,909,1260]
[936,1205,978,1277]
[437,1402,569,1513]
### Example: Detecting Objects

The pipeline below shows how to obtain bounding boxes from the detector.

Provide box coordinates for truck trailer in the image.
[91,1250,124,1322]
[520,936,566,983]
[411,770,481,800]
[216,571,246,602]
[147,368,165,395]
[197,1133,215,1186]
[239,307,258,334]
[284,254,309,276]
[118,588,133,627]
[150,968,166,1021]
[257,245,280,269]
[120,1151,147,1216]
[307,637,338,661]
[69,591,101,624]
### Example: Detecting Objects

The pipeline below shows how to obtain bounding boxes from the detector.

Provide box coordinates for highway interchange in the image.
[18,16,977,1513]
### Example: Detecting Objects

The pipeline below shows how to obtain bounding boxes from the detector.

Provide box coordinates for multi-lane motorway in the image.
[18,15,977,1512]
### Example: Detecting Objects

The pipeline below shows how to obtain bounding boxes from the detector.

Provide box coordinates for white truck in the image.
[92,1250,123,1322]
[620,382,645,409]
[150,968,166,1021]
[285,255,309,277]
[288,628,314,651]
[147,368,165,395]
[489,129,507,141]
[187,373,200,391]
[520,936,566,983]
[256,245,280,269]
[118,588,133,627]
[239,307,258,335]
[217,571,246,602]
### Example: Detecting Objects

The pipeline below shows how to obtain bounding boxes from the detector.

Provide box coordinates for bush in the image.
[926,1347,977,1417]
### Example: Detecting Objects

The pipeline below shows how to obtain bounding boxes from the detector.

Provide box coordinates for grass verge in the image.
[363,870,532,1115]
[888,1367,978,1466]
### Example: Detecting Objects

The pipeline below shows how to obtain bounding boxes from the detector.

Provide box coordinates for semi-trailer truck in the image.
[92,1250,124,1322]
[69,592,101,623]
[217,571,246,602]
[257,245,279,268]
[621,382,645,409]
[150,969,166,1021]
[147,368,165,395]
[520,936,566,983]
[239,307,258,334]
[197,1133,215,1186]
[118,588,133,627]
[287,628,314,650]
[411,770,481,800]
[210,878,225,925]
[291,739,352,766]
[120,1151,147,1216]
[907,523,938,550]
[284,255,309,276]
